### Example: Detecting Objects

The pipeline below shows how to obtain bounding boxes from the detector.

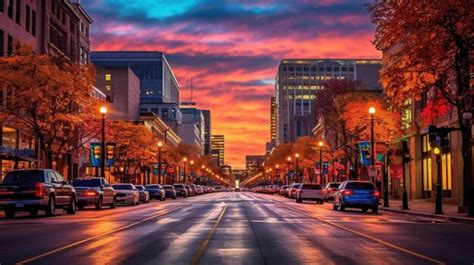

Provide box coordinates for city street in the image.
[1,192,473,265]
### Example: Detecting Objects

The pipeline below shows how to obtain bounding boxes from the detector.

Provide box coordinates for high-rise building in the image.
[95,67,140,121]
[270,96,277,143]
[91,51,180,105]
[201,110,211,155]
[180,108,204,154]
[210,135,224,167]
[274,59,382,144]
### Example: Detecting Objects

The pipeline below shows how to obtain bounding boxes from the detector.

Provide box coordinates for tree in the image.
[0,44,98,168]
[369,0,473,210]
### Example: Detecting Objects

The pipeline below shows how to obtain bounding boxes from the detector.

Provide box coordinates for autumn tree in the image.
[369,0,473,209]
[0,44,98,168]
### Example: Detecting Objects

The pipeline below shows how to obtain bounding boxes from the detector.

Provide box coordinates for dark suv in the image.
[0,169,76,219]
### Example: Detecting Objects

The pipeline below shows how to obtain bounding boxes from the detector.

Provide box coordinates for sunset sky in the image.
[83,0,381,168]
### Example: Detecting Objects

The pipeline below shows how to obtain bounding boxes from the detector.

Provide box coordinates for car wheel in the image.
[5,208,16,219]
[45,196,56,217]
[340,202,345,211]
[163,196,166,201]
[372,206,378,213]
[95,196,103,210]
[67,196,76,215]
[28,208,39,216]
[160,196,164,201]
[77,203,85,210]
[332,203,338,210]
[110,197,116,209]
[173,196,176,200]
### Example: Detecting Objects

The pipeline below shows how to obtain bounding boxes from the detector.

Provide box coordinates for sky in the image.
[83,0,381,168]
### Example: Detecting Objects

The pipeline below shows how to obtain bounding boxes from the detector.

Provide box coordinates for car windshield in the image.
[73,179,101,187]
[345,182,375,190]
[329,183,340,188]
[173,184,184,188]
[112,184,133,190]
[145,185,160,189]
[3,170,44,183]
[302,184,321,190]
[293,184,301,188]
[163,185,174,190]
[135,186,144,191]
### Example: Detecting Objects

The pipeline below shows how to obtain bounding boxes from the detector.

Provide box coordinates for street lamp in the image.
[318,141,324,185]
[369,106,376,183]
[99,106,107,179]
[287,156,292,185]
[295,153,300,182]
[157,141,163,184]
[183,157,188,183]
[190,160,195,183]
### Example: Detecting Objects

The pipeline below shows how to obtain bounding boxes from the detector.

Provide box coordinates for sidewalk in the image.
[380,199,474,225]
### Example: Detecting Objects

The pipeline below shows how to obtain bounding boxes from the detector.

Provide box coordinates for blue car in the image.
[333,181,380,213]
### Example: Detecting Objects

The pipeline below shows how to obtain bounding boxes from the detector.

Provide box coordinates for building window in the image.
[70,21,76,34]
[288,67,294,71]
[105,74,111,81]
[161,108,169,118]
[296,67,301,71]
[25,5,30,32]
[140,108,148,113]
[441,153,452,197]
[7,35,13,56]
[282,66,287,71]
[15,0,20,25]
[421,134,432,198]
[31,10,36,36]
[8,0,13,19]
[401,99,412,129]
[303,67,309,71]
[151,108,158,114]
[105,84,111,91]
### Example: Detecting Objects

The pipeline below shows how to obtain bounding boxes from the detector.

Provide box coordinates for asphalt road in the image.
[1,192,473,265]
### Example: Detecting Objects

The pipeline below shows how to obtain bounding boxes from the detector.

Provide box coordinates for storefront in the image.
[0,125,38,179]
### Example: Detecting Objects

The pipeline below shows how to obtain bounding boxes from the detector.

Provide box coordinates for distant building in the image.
[270,96,277,143]
[274,59,382,144]
[139,113,181,147]
[94,67,140,121]
[90,51,180,105]
[139,102,183,134]
[180,107,205,154]
[221,164,232,176]
[211,135,224,167]
[246,155,265,175]
[265,142,274,156]
[201,110,211,155]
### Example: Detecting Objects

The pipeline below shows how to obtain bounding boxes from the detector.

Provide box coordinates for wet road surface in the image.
[1,192,473,265]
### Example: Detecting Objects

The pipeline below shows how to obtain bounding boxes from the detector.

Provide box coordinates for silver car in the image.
[112,184,139,206]
[73,177,116,210]
[135,185,150,203]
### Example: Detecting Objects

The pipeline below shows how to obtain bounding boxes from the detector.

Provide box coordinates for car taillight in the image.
[35,183,44,198]
[343,190,353,196]
[373,191,380,197]
[86,190,98,196]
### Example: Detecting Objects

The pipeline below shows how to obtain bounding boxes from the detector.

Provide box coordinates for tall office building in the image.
[270,96,277,143]
[201,110,211,155]
[210,135,224,167]
[180,107,205,154]
[91,51,180,105]
[274,59,382,144]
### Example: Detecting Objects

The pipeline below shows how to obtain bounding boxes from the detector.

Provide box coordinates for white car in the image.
[112,184,139,206]
[296,183,324,204]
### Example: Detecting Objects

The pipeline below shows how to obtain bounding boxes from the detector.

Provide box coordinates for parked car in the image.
[185,185,194,196]
[173,184,187,198]
[112,184,139,206]
[279,185,288,196]
[333,181,380,213]
[190,184,199,195]
[287,183,302,199]
[296,183,324,204]
[323,182,341,201]
[162,185,177,199]
[0,169,76,218]
[145,184,165,201]
[72,177,116,210]
[135,185,150,203]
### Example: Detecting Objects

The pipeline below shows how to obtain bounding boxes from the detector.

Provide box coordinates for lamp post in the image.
[295,153,300,182]
[99,106,107,179]
[287,156,292,185]
[318,141,324,185]
[369,106,376,183]
[433,146,443,214]
[183,157,188,183]
[275,164,280,183]
[190,160,195,183]
[157,141,163,184]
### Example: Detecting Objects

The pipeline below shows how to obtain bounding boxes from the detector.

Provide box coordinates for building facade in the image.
[180,113,204,153]
[0,0,92,178]
[95,67,140,121]
[201,110,211,155]
[211,135,224,167]
[246,155,265,175]
[274,59,382,144]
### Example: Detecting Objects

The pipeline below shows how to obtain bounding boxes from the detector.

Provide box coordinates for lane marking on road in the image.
[15,204,188,265]
[190,204,228,265]
[276,203,446,265]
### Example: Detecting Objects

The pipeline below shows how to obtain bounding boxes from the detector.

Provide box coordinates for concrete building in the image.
[90,51,180,105]
[94,67,140,121]
[0,0,92,179]
[201,110,211,155]
[181,113,204,153]
[274,59,382,144]
[211,135,224,167]
[139,113,181,147]
[246,155,265,175]
[270,96,276,143]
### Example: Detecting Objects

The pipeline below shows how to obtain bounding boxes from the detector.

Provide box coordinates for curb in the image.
[381,207,474,225]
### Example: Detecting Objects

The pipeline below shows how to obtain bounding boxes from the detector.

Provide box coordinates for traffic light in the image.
[401,140,410,163]
[428,125,438,147]
[428,125,457,155]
